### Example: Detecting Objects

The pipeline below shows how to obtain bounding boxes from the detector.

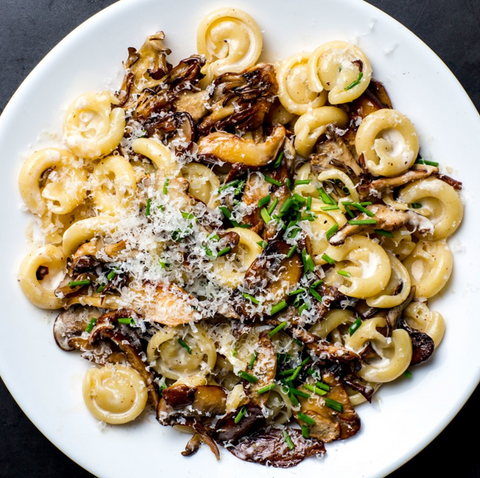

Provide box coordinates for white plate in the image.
[1,0,479,477]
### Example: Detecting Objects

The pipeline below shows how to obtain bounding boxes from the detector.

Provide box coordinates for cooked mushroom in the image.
[227,427,325,468]
[197,125,286,168]
[329,204,434,246]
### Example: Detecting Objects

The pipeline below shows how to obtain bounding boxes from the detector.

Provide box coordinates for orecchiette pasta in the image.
[181,163,220,209]
[82,365,148,424]
[355,109,419,177]
[307,41,372,104]
[403,302,445,347]
[64,91,125,160]
[131,137,178,176]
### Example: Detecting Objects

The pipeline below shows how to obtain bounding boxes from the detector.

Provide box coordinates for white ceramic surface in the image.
[1,1,479,477]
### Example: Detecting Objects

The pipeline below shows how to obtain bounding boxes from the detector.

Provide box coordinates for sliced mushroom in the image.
[215,404,265,443]
[227,427,325,468]
[329,204,434,246]
[197,125,286,168]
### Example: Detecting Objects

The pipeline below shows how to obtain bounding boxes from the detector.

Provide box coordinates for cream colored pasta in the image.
[404,302,445,347]
[18,244,65,309]
[212,227,263,287]
[355,109,419,177]
[18,147,86,217]
[310,309,357,344]
[276,52,328,115]
[380,228,416,261]
[91,155,137,214]
[82,364,148,424]
[397,177,464,240]
[321,235,392,299]
[181,163,220,208]
[317,168,360,207]
[366,252,412,308]
[146,324,216,381]
[64,91,125,160]
[226,384,248,413]
[308,213,338,263]
[345,316,412,383]
[266,385,294,424]
[197,7,262,85]
[403,239,453,299]
[307,41,372,104]
[294,106,348,158]
[131,137,179,176]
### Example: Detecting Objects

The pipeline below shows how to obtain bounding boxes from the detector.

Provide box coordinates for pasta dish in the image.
[17,7,463,468]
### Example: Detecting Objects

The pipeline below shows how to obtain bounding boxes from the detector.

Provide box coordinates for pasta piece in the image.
[197,7,262,85]
[403,302,445,347]
[91,155,137,214]
[403,240,453,299]
[355,109,419,177]
[131,137,179,176]
[212,227,263,287]
[344,316,412,383]
[294,106,348,158]
[146,325,216,381]
[380,228,416,261]
[18,147,86,217]
[307,41,372,104]
[181,163,220,209]
[82,364,148,424]
[276,52,327,115]
[321,235,392,299]
[310,309,357,344]
[18,244,65,309]
[397,177,464,240]
[64,91,125,160]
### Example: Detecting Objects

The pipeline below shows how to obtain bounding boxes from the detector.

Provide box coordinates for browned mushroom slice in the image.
[295,374,360,443]
[227,427,325,468]
[174,90,209,122]
[116,31,172,108]
[398,311,435,366]
[357,165,438,199]
[311,137,364,182]
[197,125,286,168]
[198,63,278,135]
[215,404,265,443]
[329,204,433,246]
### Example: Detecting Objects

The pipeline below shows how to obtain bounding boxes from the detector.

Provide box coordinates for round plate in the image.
[1,0,479,477]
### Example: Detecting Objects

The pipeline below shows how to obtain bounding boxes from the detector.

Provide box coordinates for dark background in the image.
[1,0,479,477]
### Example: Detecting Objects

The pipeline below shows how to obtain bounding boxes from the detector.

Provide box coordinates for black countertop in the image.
[1,1,479,477]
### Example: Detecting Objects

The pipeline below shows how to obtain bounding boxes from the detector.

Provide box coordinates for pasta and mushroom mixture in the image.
[18,7,463,468]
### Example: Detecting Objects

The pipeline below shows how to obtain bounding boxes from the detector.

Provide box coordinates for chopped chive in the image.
[232,347,237,357]
[218,179,242,192]
[106,269,117,281]
[209,234,220,241]
[325,397,343,412]
[278,368,297,377]
[234,406,247,424]
[273,150,284,168]
[118,317,135,325]
[260,207,272,224]
[318,187,336,206]
[269,320,288,335]
[301,249,315,273]
[298,303,309,315]
[289,287,306,296]
[257,240,268,248]
[68,279,91,287]
[279,197,294,216]
[286,244,298,258]
[348,219,378,225]
[298,413,316,426]
[304,383,327,396]
[321,253,335,265]
[264,175,282,187]
[344,204,355,219]
[181,211,196,221]
[238,370,259,383]
[345,72,363,90]
[96,283,106,293]
[300,213,316,221]
[292,193,307,205]
[306,195,312,211]
[288,389,300,407]
[85,317,97,333]
[258,194,271,208]
[219,206,232,219]
[249,351,258,369]
[374,229,394,238]
[294,179,312,186]
[350,202,375,217]
[163,177,169,194]
[204,247,214,258]
[411,202,423,209]
[309,287,323,302]
[315,381,330,392]
[257,383,276,395]
[349,317,362,336]
[326,223,339,240]
[217,246,231,257]
[321,205,340,211]
[415,158,439,167]
[178,338,192,354]
[311,279,323,288]
[243,293,260,305]
[282,429,295,450]
[301,425,310,439]
[267,197,279,215]
[404,369,412,378]
[337,269,351,278]
[291,388,311,399]
[145,198,152,216]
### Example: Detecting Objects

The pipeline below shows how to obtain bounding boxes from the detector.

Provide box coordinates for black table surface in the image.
[1,1,479,477]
